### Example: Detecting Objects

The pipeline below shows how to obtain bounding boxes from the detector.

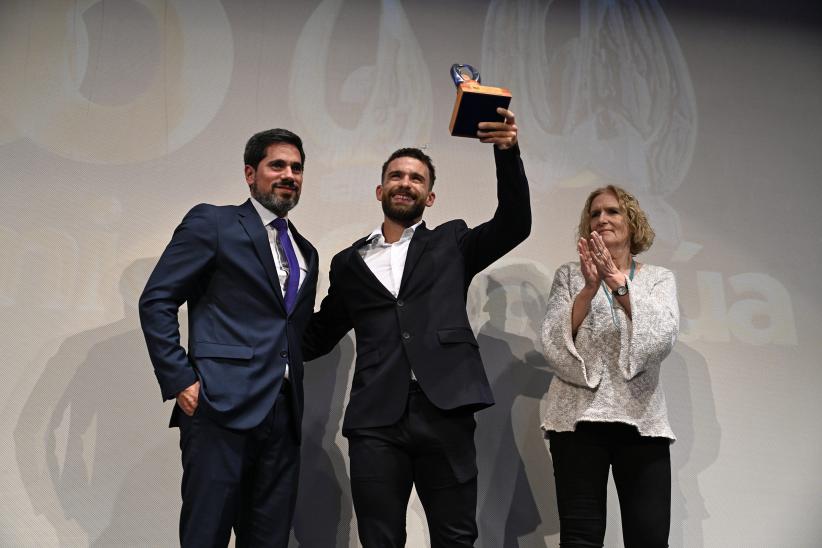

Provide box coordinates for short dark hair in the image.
[244,128,305,170]
[381,148,436,189]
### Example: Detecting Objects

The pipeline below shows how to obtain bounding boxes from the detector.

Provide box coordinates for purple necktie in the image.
[271,218,299,313]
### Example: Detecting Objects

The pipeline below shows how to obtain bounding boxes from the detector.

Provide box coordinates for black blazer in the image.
[140,199,319,434]
[304,146,530,434]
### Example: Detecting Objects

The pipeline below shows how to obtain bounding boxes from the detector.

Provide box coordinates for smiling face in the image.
[376,156,435,224]
[578,185,656,256]
[245,142,304,216]
[589,190,630,250]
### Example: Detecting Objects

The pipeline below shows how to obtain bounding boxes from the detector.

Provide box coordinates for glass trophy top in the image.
[451,64,481,86]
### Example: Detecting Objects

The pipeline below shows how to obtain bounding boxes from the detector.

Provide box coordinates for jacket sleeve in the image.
[540,264,603,388]
[459,144,532,278]
[302,253,354,361]
[617,268,679,380]
[138,204,216,400]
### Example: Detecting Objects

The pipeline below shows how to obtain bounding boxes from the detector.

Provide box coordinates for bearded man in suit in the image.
[304,109,531,547]
[140,128,318,547]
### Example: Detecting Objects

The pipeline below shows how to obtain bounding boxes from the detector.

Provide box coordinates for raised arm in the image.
[460,108,532,277]
[540,264,603,389]
[617,268,679,380]
[571,237,602,336]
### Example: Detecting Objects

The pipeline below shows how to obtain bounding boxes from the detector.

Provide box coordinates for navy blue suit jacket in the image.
[139,199,318,434]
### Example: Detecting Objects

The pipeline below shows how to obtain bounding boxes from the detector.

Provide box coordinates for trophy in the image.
[448,64,512,138]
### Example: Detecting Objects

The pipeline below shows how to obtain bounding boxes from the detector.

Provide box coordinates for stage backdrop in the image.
[1,1,820,546]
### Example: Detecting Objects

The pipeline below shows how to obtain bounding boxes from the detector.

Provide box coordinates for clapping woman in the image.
[540,185,679,548]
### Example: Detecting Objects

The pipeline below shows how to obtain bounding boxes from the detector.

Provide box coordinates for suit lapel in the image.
[289,220,319,307]
[348,236,397,300]
[237,200,286,306]
[399,222,430,294]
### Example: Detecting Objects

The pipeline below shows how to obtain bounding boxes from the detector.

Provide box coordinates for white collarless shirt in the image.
[359,221,421,298]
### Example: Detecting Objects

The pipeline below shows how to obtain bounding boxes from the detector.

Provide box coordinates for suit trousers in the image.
[548,421,671,548]
[346,381,478,548]
[177,383,299,548]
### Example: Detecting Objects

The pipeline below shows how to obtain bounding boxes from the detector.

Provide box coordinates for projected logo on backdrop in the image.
[0,0,232,164]
[479,1,796,346]
[472,261,798,347]
[289,0,433,199]
[481,0,695,248]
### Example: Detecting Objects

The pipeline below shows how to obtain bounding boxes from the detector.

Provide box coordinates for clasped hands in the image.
[578,232,626,293]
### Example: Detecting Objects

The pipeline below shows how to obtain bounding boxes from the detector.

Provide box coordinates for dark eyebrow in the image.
[269,159,303,170]
[387,169,425,180]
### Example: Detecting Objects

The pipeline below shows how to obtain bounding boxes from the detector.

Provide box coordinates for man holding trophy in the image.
[303,65,531,547]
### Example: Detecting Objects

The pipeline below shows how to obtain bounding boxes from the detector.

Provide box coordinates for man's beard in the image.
[381,190,425,223]
[251,180,300,217]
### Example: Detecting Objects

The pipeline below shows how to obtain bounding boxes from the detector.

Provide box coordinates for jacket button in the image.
[397,299,404,307]
[280,350,288,358]
[402,332,411,341]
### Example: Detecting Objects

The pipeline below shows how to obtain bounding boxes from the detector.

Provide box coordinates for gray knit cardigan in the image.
[540,261,679,440]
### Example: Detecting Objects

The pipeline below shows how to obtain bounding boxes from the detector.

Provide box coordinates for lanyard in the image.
[601,258,635,327]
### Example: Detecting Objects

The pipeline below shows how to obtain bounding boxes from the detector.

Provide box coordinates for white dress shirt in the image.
[250,197,308,379]
[359,221,421,297]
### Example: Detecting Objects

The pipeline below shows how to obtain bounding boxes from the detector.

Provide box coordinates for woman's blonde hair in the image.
[577,185,655,255]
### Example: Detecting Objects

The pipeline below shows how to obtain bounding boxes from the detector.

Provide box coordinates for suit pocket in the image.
[191,343,254,406]
[436,328,479,347]
[191,342,254,361]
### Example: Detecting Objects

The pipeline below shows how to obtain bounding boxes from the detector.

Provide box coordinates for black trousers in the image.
[548,422,671,548]
[346,382,478,548]
[177,384,299,548]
